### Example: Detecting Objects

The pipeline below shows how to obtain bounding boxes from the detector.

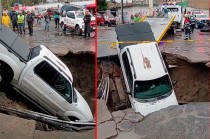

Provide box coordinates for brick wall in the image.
[188,0,209,9]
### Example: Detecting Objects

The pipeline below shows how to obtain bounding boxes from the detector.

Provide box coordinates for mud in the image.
[99,54,210,111]
[163,53,210,102]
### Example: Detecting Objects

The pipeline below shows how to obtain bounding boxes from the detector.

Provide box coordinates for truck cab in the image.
[161,4,183,28]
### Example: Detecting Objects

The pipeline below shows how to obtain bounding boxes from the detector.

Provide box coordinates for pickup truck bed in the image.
[0,25,31,63]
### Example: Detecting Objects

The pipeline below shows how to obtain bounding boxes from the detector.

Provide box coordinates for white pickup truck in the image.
[60,10,96,36]
[0,25,93,122]
[116,22,178,116]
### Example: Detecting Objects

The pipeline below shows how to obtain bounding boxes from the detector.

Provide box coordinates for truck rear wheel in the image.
[0,62,13,87]
[75,26,82,36]
[0,68,10,86]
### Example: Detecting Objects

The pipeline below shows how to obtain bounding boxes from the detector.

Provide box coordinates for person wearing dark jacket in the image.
[10,9,19,33]
[26,11,34,36]
[83,10,91,38]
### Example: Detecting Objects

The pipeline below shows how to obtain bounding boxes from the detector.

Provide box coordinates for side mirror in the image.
[172,81,177,86]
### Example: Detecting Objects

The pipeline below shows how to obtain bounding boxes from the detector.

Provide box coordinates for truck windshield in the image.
[167,8,179,12]
[134,75,172,100]
[76,12,84,18]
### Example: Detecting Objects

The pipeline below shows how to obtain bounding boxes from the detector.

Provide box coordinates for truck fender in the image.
[64,111,86,121]
[0,54,22,80]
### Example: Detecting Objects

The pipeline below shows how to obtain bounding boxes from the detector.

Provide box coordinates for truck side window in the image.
[53,74,72,103]
[34,61,72,103]
[67,12,75,19]
[122,52,133,93]
[34,61,58,86]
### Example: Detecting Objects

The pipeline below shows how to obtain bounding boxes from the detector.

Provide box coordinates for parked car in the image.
[0,25,93,122]
[194,13,210,28]
[61,10,96,36]
[97,13,104,26]
[108,14,116,27]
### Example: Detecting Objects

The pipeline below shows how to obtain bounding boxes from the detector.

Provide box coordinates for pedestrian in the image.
[134,13,140,22]
[10,9,19,33]
[163,7,168,18]
[22,10,26,34]
[2,13,10,28]
[37,11,42,25]
[26,11,34,36]
[17,11,25,35]
[44,12,51,31]
[83,10,91,38]
[130,14,134,22]
[2,8,8,15]
[54,11,60,28]
[104,14,109,28]
[184,14,191,40]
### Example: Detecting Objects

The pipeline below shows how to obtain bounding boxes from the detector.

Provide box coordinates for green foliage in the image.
[98,0,107,11]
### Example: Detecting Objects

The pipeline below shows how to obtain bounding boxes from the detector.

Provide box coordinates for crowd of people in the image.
[1,8,34,36]
[1,7,62,36]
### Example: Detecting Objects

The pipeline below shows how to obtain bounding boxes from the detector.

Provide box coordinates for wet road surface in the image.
[19,18,95,56]
[98,25,210,64]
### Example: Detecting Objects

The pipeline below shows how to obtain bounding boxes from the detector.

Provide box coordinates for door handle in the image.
[49,90,54,94]
[29,74,33,77]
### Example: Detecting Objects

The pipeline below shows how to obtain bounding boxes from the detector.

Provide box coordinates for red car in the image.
[97,13,105,26]
[107,14,116,27]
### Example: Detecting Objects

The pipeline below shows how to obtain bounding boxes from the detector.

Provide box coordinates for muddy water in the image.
[59,52,95,114]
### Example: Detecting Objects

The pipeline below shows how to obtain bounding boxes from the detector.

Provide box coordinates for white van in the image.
[161,4,183,28]
[118,42,178,116]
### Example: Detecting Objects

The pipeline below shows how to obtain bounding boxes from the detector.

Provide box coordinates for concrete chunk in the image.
[0,113,36,139]
[98,121,117,139]
[114,77,126,101]
[98,100,113,125]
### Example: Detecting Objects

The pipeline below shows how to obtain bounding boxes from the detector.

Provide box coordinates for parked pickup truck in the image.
[0,25,93,122]
[60,10,96,36]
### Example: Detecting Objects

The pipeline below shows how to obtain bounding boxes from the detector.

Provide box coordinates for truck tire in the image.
[0,68,10,86]
[75,26,82,36]
[172,27,176,35]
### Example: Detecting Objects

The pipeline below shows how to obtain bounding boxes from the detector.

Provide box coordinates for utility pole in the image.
[121,0,124,23]
[149,0,153,16]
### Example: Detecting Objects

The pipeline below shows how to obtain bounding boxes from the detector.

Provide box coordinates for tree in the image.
[98,0,107,11]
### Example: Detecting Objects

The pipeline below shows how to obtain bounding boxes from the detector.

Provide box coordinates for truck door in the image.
[66,12,75,29]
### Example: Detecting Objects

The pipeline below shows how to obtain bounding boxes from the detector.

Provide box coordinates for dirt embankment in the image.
[163,53,210,102]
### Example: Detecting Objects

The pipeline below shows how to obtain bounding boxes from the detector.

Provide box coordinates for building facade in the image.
[156,0,209,9]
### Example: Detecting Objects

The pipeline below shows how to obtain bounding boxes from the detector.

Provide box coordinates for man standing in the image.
[44,12,51,31]
[2,13,10,28]
[17,11,25,35]
[10,9,19,33]
[83,10,91,38]
[22,10,26,34]
[26,11,34,36]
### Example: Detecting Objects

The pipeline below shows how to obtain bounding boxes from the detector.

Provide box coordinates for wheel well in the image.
[68,116,80,121]
[0,61,14,83]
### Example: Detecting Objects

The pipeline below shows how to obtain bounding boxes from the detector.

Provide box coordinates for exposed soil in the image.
[163,53,210,102]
